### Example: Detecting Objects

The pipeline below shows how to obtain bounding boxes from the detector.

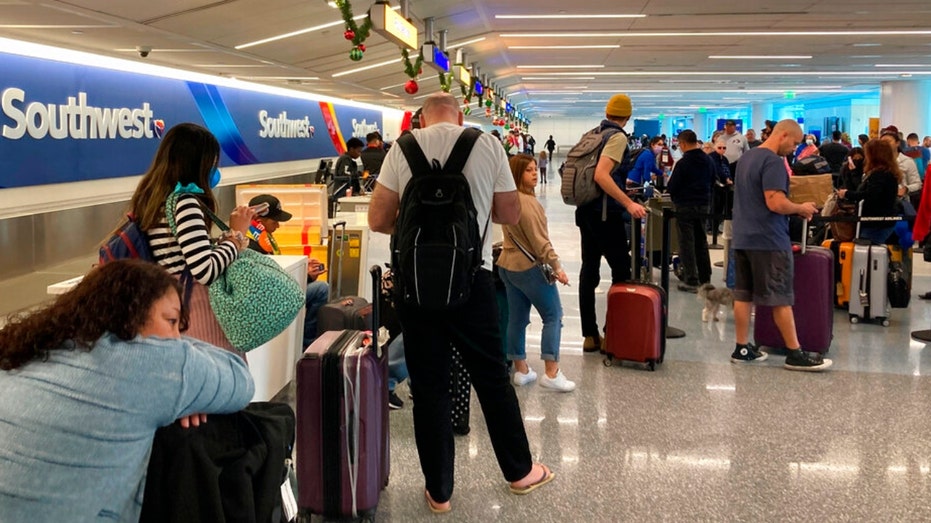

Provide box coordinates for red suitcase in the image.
[604,214,666,370]
[296,267,388,521]
[754,238,834,353]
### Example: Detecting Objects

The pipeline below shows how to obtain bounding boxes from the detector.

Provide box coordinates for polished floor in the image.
[6,181,931,521]
[364,181,931,522]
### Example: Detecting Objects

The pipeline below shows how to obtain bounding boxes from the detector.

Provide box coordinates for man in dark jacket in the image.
[819,130,849,176]
[667,129,716,292]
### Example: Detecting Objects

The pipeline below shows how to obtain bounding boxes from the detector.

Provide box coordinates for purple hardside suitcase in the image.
[297,267,388,521]
[754,244,834,353]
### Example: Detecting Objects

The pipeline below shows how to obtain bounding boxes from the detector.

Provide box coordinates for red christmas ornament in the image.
[344,29,355,40]
[404,79,419,95]
[358,43,366,52]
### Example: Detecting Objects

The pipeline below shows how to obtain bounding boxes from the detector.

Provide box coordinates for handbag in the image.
[508,232,557,285]
[166,192,305,351]
[823,192,857,242]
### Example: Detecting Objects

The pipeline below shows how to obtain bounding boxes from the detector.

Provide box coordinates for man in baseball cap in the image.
[575,93,647,354]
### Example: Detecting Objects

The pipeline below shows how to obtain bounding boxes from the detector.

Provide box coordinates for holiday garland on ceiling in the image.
[459,81,475,115]
[335,0,372,61]
[400,48,424,94]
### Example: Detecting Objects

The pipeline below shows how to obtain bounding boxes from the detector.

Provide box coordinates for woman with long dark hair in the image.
[127,122,255,355]
[0,260,253,522]
[838,139,902,244]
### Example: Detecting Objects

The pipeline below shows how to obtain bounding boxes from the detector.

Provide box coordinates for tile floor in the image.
[7,181,931,521]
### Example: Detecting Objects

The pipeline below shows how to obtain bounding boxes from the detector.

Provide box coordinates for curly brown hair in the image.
[0,260,188,371]
[127,123,221,232]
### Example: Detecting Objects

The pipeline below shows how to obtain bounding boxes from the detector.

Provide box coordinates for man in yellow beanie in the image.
[577,93,648,354]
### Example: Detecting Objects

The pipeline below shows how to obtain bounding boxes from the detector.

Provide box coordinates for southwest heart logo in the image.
[150,119,165,139]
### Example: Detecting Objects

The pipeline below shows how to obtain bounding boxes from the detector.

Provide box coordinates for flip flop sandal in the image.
[509,464,556,495]
[425,490,451,514]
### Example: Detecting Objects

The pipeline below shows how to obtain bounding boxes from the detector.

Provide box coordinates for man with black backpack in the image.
[573,93,648,353]
[368,93,554,513]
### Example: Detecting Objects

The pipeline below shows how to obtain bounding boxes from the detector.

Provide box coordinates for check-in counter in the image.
[337,195,372,213]
[328,211,390,300]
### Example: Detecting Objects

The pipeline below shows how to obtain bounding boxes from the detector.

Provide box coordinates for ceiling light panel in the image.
[495,14,646,19]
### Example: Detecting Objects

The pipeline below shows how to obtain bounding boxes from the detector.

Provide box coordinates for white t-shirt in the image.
[722,131,749,164]
[378,123,517,270]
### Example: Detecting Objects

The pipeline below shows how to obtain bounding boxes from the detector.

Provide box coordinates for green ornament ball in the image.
[485,100,492,107]
[463,106,472,115]
[349,48,364,61]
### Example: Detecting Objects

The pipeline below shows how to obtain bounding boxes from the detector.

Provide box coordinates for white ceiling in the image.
[3,0,931,122]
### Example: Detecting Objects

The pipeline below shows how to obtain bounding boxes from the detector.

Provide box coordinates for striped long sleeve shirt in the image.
[147,194,238,285]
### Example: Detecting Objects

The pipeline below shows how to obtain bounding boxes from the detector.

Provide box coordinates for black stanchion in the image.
[708,183,724,250]
[661,208,686,339]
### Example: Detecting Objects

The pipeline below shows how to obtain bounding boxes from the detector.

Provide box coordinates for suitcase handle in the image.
[370,265,382,357]
[328,221,348,300]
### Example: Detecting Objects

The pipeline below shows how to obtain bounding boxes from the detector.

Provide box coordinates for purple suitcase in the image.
[297,267,389,521]
[754,243,834,353]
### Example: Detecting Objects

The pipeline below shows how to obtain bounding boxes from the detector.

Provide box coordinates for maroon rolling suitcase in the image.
[604,213,666,370]
[296,266,388,521]
[754,221,834,353]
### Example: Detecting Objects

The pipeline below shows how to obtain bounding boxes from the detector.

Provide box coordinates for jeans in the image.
[576,209,630,337]
[675,205,712,285]
[859,225,895,245]
[499,266,563,362]
[396,270,532,503]
[302,280,329,348]
[387,335,409,391]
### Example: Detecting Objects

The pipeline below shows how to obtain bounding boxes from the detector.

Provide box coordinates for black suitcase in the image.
[317,220,373,334]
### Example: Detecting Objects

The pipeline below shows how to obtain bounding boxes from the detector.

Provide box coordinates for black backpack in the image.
[791,155,832,175]
[392,128,486,310]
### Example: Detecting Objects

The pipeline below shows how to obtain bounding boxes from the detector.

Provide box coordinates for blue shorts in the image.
[733,249,794,307]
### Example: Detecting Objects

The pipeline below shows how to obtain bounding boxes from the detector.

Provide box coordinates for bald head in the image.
[420,93,463,127]
[764,119,803,156]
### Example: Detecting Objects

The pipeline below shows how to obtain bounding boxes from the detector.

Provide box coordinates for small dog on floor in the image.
[698,283,734,322]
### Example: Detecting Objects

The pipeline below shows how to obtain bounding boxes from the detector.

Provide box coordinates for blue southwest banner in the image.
[0,51,384,189]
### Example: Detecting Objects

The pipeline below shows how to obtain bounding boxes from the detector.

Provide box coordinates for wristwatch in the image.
[220,230,249,250]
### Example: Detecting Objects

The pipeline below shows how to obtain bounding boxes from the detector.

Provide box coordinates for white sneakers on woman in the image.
[512,367,537,386]
[512,368,575,392]
[540,370,576,392]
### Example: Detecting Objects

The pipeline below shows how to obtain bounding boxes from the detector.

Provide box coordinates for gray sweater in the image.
[0,333,254,522]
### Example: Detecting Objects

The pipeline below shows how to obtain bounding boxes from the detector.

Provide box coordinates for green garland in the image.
[401,48,424,79]
[438,73,452,93]
[459,79,475,101]
[336,0,372,47]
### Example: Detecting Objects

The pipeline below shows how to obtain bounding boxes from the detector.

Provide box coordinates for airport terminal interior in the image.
[5,0,931,521]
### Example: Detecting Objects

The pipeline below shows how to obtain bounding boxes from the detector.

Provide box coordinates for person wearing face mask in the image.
[626,136,666,189]
[128,123,257,358]
[795,134,820,161]
[838,147,865,192]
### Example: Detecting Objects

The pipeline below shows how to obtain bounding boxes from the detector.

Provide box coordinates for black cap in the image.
[725,119,736,126]
[249,194,292,222]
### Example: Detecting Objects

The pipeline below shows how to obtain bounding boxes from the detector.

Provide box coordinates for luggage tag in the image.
[280,459,298,521]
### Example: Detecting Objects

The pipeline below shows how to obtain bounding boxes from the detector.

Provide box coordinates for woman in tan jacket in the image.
[497,154,574,392]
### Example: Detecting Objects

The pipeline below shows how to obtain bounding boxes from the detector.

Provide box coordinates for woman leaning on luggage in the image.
[496,154,575,392]
[0,260,254,522]
[128,123,258,357]
[837,139,902,245]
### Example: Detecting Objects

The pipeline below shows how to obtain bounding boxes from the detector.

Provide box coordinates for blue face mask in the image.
[208,167,221,189]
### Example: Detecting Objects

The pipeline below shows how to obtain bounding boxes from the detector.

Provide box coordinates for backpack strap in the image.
[443,128,482,174]
[396,132,434,177]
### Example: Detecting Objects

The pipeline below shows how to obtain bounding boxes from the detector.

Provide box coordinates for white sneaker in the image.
[512,367,538,386]
[540,370,576,392]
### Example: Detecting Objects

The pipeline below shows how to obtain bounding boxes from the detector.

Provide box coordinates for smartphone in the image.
[248,201,270,216]
[317,262,326,272]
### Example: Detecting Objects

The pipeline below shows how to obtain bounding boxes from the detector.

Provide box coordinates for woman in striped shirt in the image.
[128,123,255,356]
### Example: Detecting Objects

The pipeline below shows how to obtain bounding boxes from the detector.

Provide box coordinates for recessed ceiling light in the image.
[332,57,405,77]
[516,65,605,69]
[448,37,486,49]
[510,45,620,50]
[496,14,646,19]
[501,30,931,38]
[875,64,931,67]
[237,5,400,49]
[522,76,596,80]
[709,55,812,60]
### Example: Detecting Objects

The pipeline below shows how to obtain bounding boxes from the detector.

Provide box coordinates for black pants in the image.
[396,270,532,503]
[675,205,712,285]
[576,209,630,337]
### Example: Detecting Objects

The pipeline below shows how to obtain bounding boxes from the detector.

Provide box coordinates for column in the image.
[880,80,931,136]
[751,103,773,133]
[692,113,707,142]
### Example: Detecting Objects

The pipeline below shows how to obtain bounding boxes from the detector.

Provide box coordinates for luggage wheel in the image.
[603,355,614,367]
[849,315,859,324]
[648,360,656,372]
[881,318,890,327]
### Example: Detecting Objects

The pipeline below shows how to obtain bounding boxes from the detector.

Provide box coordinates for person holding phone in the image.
[127,123,256,358]
[245,194,330,347]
